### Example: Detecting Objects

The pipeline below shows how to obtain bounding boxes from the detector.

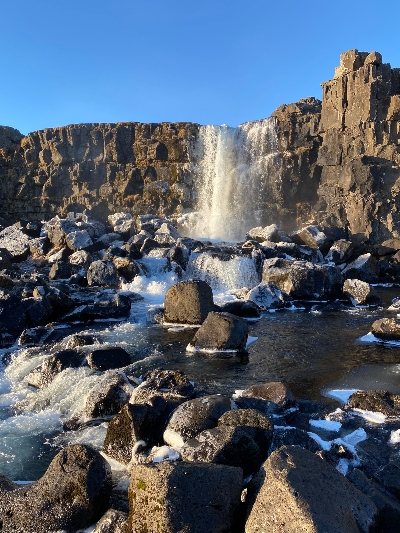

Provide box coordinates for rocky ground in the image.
[0,211,399,531]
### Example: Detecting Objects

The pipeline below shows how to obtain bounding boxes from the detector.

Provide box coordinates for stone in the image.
[371,318,400,341]
[188,312,248,352]
[164,280,214,325]
[86,346,131,371]
[181,425,263,477]
[348,468,400,533]
[112,256,140,281]
[49,260,72,280]
[65,333,99,348]
[347,389,400,417]
[163,395,233,448]
[247,224,280,243]
[291,225,327,250]
[219,300,261,318]
[128,462,243,533]
[374,456,400,500]
[46,218,80,247]
[343,278,380,306]
[92,509,128,533]
[87,260,120,287]
[0,226,30,260]
[240,381,294,407]
[245,445,377,533]
[269,426,322,454]
[342,253,379,283]
[325,239,354,263]
[62,291,131,322]
[0,294,27,344]
[0,247,12,269]
[27,348,85,388]
[0,444,112,533]
[65,229,93,251]
[82,371,134,420]
[245,281,291,309]
[69,249,93,267]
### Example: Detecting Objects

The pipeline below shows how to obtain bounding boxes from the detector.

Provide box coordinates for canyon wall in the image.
[1,50,400,244]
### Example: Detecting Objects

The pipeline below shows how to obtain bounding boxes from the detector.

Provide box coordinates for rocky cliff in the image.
[1,49,400,245]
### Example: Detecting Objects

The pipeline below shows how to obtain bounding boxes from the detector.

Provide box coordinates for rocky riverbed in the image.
[0,211,400,531]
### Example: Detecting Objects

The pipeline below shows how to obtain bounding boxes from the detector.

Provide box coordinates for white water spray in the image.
[187,118,281,242]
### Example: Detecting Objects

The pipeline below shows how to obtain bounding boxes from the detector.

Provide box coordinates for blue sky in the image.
[2,0,399,135]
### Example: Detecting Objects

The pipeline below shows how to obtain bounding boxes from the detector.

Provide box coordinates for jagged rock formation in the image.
[316,50,400,243]
[0,122,198,221]
[1,49,400,244]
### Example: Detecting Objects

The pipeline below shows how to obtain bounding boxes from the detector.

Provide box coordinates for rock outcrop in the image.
[1,50,400,245]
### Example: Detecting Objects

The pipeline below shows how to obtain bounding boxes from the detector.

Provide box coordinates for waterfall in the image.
[186,118,281,242]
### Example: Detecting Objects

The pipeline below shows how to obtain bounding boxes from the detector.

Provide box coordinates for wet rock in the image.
[86,346,131,371]
[29,236,50,257]
[27,348,85,388]
[188,312,248,352]
[65,333,99,348]
[343,278,380,306]
[163,395,233,448]
[240,381,294,407]
[130,369,195,406]
[262,257,342,299]
[0,294,27,344]
[0,226,30,260]
[65,229,93,251]
[68,249,93,267]
[112,256,140,281]
[87,260,121,287]
[128,462,243,533]
[18,325,50,346]
[92,509,128,533]
[245,445,377,533]
[167,246,190,269]
[371,318,400,341]
[218,408,274,456]
[269,427,322,454]
[219,300,260,318]
[103,401,164,464]
[108,212,135,237]
[82,371,134,420]
[373,456,400,500]
[0,444,112,533]
[46,217,80,247]
[347,389,400,417]
[164,280,214,325]
[62,291,131,322]
[181,425,263,477]
[245,281,291,309]
[342,253,379,283]
[348,468,400,533]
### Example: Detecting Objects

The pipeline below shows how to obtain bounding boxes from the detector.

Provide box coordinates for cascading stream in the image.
[187,118,282,242]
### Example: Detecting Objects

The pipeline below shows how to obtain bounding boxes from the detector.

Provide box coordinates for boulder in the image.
[374,456,400,500]
[218,408,274,455]
[49,260,72,280]
[342,253,379,283]
[325,239,354,263]
[245,445,377,533]
[262,258,342,299]
[181,425,263,477]
[65,333,99,348]
[247,224,280,243]
[164,280,214,325]
[112,256,140,281]
[343,278,380,306]
[82,371,134,420]
[130,369,195,406]
[371,318,400,341]
[87,260,120,287]
[348,468,400,533]
[69,249,93,267]
[128,462,243,533]
[92,509,128,533]
[219,300,260,318]
[62,291,131,322]
[86,346,131,371]
[291,225,327,250]
[240,381,294,407]
[245,281,291,309]
[65,229,93,251]
[188,312,248,352]
[347,389,400,417]
[0,294,27,344]
[0,226,30,260]
[163,395,233,448]
[0,444,112,533]
[0,247,13,269]
[108,212,135,236]
[27,348,85,388]
[46,217,80,247]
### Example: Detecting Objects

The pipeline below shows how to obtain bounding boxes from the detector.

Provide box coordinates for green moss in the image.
[136,479,147,490]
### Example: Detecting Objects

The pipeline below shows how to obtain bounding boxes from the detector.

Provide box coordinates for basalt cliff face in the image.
[1,49,400,244]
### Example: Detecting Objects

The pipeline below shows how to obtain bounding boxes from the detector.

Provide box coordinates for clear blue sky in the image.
[2,0,399,135]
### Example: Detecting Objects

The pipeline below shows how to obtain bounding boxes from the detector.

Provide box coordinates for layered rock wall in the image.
[1,49,400,245]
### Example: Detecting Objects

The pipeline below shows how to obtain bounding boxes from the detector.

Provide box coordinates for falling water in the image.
[187,118,282,242]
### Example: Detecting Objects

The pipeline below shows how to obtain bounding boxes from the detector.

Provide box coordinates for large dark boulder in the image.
[343,278,380,306]
[86,346,131,371]
[163,395,233,448]
[164,280,214,324]
[0,226,30,260]
[188,312,248,352]
[82,371,133,420]
[371,318,400,341]
[0,444,112,533]
[87,260,120,287]
[128,462,243,533]
[245,445,377,533]
[347,389,400,417]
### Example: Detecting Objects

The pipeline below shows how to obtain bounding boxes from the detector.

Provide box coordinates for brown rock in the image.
[164,280,214,325]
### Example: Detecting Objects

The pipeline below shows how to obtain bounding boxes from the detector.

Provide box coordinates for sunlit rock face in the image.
[1,49,400,245]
